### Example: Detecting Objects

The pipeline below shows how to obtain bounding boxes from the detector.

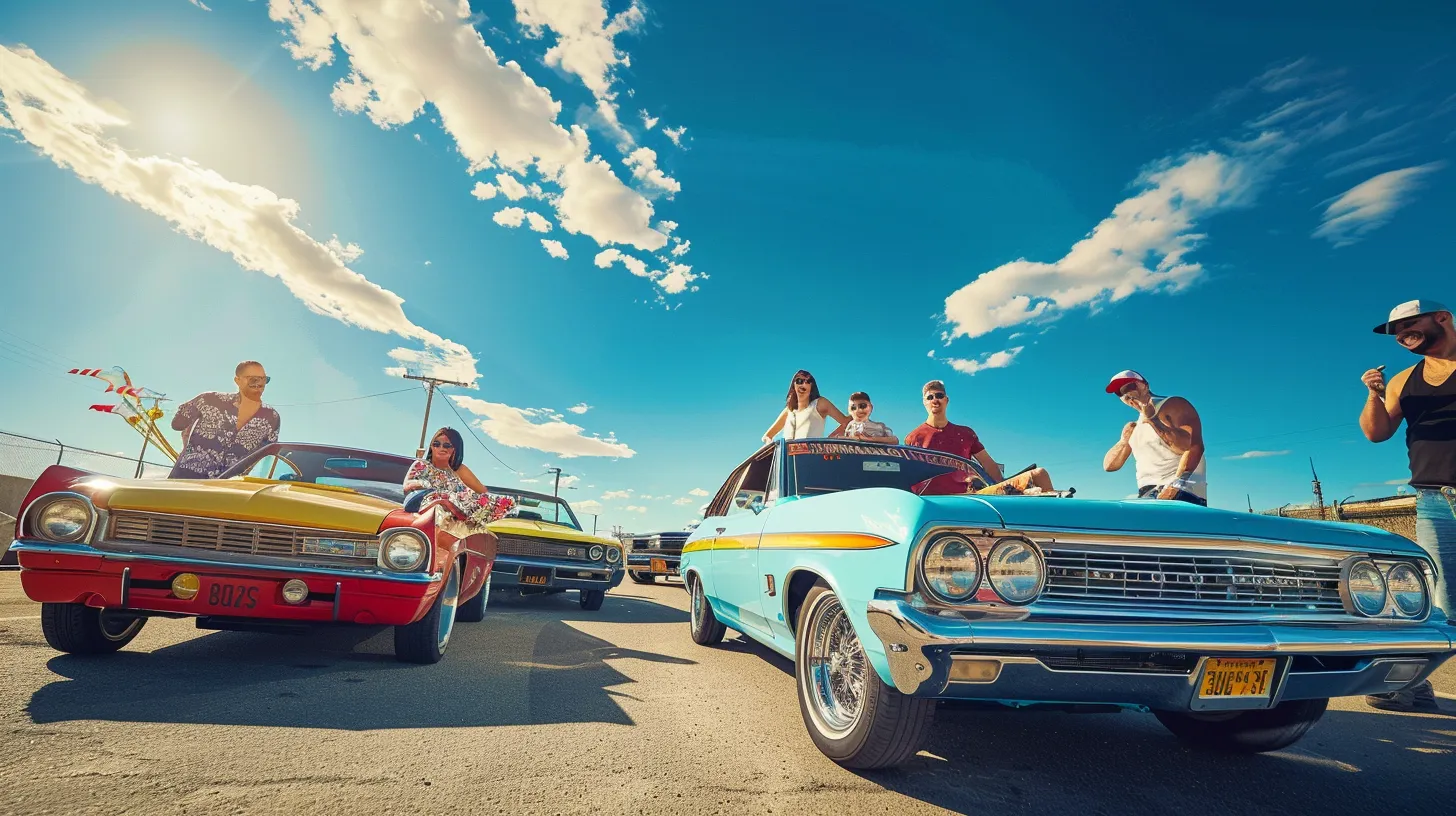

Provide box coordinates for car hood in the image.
[92,476,397,535]
[487,517,616,545]
[944,495,1423,556]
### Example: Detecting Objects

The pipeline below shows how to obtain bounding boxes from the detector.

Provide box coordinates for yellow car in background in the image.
[485,487,624,610]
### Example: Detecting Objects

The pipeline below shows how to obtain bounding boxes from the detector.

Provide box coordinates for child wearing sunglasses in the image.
[832,391,898,444]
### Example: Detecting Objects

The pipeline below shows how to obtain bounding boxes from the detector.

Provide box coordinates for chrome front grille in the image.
[497,535,592,561]
[108,511,376,563]
[1040,546,1345,613]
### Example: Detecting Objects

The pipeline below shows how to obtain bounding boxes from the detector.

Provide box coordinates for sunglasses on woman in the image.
[242,376,271,386]
[794,377,814,385]
[851,402,869,410]
[431,440,454,450]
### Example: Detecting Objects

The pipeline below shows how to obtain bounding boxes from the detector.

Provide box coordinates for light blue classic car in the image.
[681,439,1455,769]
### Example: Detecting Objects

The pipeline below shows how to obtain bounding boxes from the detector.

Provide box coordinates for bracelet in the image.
[1167,479,1192,493]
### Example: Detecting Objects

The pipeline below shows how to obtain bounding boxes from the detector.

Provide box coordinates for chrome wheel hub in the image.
[437,566,460,651]
[804,594,866,738]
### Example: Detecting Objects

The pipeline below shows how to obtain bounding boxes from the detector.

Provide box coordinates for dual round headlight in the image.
[921,534,1045,605]
[33,496,93,543]
[589,545,604,561]
[1345,558,1430,618]
[380,529,429,571]
[605,546,621,563]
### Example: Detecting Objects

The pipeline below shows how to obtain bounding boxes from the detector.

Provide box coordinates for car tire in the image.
[40,603,145,654]
[628,570,655,585]
[394,558,461,664]
[457,573,490,623]
[795,584,935,769]
[579,589,606,611]
[688,572,726,646]
[1154,698,1329,753]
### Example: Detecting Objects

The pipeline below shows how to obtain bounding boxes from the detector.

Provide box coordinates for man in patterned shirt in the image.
[168,361,282,479]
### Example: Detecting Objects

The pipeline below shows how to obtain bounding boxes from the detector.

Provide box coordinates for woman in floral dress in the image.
[402,427,513,525]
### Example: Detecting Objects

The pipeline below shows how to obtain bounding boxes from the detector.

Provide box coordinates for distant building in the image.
[1261,495,1416,541]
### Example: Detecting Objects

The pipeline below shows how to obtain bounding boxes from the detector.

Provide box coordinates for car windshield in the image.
[786,440,992,496]
[490,490,583,531]
[221,444,412,503]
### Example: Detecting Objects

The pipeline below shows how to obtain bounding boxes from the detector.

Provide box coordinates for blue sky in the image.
[1,0,1453,534]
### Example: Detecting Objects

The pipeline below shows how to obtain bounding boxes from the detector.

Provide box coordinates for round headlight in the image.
[605,546,621,563]
[589,545,604,561]
[1345,559,1388,617]
[281,579,310,605]
[37,498,92,542]
[986,537,1044,604]
[921,534,981,602]
[381,531,428,571]
[1385,563,1427,618]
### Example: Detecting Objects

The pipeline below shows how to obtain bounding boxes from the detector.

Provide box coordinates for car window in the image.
[489,490,583,530]
[246,454,297,481]
[786,440,991,496]
[706,460,752,518]
[726,451,773,517]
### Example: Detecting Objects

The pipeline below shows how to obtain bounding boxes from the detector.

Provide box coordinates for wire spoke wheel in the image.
[805,594,866,737]
[436,565,460,651]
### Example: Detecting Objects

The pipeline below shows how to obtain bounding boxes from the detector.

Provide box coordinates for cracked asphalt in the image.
[1,572,1452,816]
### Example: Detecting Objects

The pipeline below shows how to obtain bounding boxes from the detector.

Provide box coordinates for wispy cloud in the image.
[687,487,710,497]
[186,0,212,10]
[541,238,569,259]
[672,497,693,506]
[450,395,634,458]
[268,0,692,293]
[1224,450,1292,460]
[568,403,591,414]
[602,489,632,500]
[1313,162,1445,246]
[0,45,478,382]
[945,346,1024,376]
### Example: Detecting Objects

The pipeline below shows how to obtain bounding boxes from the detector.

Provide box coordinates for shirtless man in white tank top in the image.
[1101,369,1208,506]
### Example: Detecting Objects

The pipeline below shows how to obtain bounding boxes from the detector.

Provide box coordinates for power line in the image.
[271,387,420,407]
[439,389,519,474]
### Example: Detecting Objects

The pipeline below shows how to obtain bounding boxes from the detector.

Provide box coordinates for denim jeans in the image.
[1415,487,1456,621]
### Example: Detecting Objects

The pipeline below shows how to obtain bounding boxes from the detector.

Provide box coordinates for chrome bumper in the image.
[8,539,441,583]
[866,599,1456,710]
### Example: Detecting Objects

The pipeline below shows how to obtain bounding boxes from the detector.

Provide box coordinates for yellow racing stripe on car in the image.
[681,533,892,553]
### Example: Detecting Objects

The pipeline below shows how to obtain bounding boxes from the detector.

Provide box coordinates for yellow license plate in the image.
[1199,658,1276,698]
[651,558,668,574]
[520,569,550,586]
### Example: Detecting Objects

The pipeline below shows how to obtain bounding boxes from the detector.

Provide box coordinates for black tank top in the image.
[1401,360,1456,487]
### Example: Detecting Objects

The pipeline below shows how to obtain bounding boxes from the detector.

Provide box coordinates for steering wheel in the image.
[267,453,303,481]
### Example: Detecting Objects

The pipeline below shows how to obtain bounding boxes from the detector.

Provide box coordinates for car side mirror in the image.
[750,496,765,515]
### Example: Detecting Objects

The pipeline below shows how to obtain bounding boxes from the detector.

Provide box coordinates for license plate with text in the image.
[1198,658,1276,698]
[651,558,667,574]
[520,568,550,586]
[205,581,260,610]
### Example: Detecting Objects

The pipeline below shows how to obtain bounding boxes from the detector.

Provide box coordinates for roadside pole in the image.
[403,373,471,458]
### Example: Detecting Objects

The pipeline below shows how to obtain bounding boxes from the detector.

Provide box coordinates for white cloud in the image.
[602,489,633,500]
[657,261,697,294]
[1313,162,1444,247]
[187,0,213,11]
[325,236,364,263]
[657,220,678,234]
[672,497,693,506]
[493,206,529,227]
[495,172,533,200]
[1224,450,1292,460]
[519,478,540,483]
[574,499,603,514]
[639,109,658,129]
[471,181,498,200]
[623,146,681,196]
[558,474,581,488]
[945,346,1024,376]
[594,247,650,277]
[663,125,686,147]
[942,150,1258,342]
[670,238,690,257]
[0,45,478,383]
[451,395,634,458]
[269,0,672,253]
[687,487,710,497]
[542,238,569,259]
[526,212,553,232]
[513,0,644,109]
[568,403,591,414]
[623,505,648,513]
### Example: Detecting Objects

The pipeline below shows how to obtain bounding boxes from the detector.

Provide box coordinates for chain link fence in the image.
[0,430,174,482]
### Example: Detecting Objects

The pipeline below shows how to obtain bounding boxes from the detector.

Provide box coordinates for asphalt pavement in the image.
[0,572,1452,816]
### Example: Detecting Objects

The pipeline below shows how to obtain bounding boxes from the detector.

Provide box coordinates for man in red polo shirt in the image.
[904,379,1052,495]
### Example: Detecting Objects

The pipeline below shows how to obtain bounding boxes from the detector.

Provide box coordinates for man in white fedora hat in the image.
[1360,299,1456,712]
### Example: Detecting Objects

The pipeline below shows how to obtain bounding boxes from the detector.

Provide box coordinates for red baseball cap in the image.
[1105,370,1147,394]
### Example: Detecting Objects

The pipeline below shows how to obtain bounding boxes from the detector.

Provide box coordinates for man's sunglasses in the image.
[794,377,814,385]
[431,440,454,450]
[924,392,946,401]
[850,402,869,410]
[242,376,271,386]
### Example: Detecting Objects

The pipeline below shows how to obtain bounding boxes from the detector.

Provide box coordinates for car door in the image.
[708,446,777,637]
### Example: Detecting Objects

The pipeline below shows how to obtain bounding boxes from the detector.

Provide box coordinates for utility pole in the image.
[1246,494,1253,513]
[545,467,566,498]
[402,372,471,458]
[1309,457,1326,520]
[590,514,598,536]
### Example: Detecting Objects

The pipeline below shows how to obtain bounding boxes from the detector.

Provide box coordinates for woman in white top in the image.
[762,370,850,444]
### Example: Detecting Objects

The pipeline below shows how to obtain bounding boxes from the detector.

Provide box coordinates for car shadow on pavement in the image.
[26,594,693,732]
[856,704,1456,814]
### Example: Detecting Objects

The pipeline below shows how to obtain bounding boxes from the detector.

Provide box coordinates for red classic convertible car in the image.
[7,442,495,664]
